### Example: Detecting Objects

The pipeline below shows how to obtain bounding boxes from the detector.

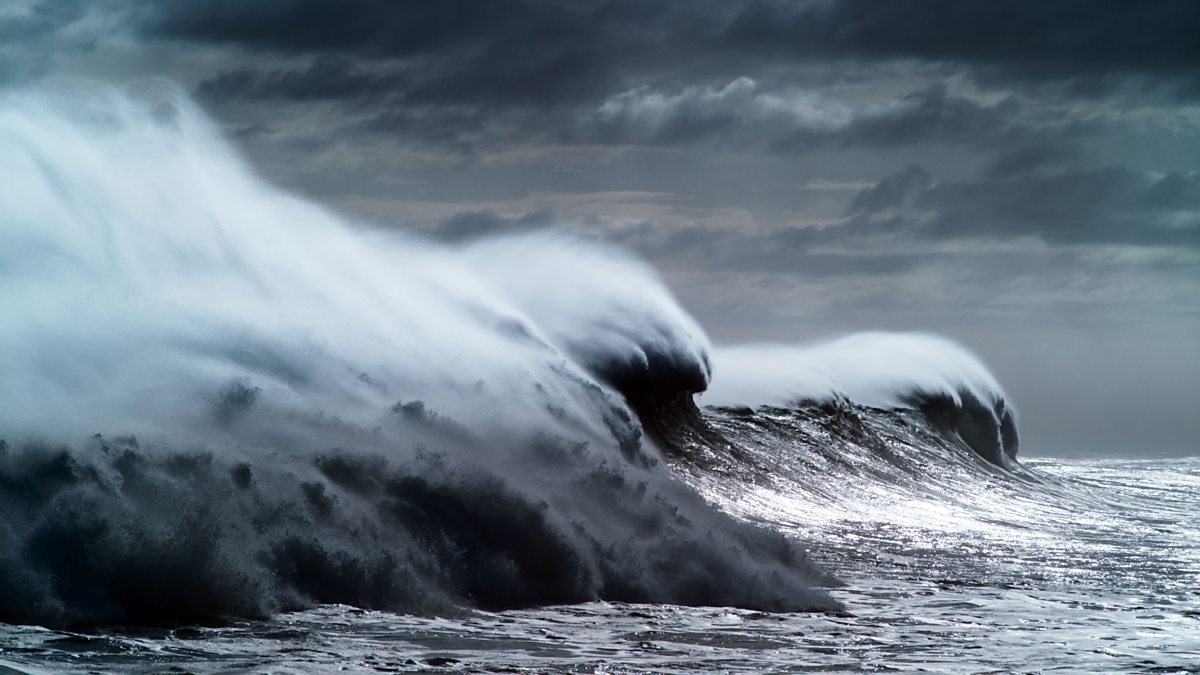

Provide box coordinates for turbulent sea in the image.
[2,84,1197,673]
[2,446,1197,674]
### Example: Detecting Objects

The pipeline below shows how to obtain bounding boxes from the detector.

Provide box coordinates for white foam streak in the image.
[704,332,1009,411]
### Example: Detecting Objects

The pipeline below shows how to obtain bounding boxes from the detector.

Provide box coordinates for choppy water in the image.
[2,456,1196,674]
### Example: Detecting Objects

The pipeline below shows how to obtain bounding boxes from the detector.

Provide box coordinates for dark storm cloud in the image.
[631,160,1200,280]
[146,0,1200,103]
[847,166,932,214]
[435,209,554,242]
[706,242,940,278]
[125,0,1189,154]
[982,143,1083,179]
[198,57,401,103]
[145,1,505,55]
[849,165,1200,248]
[0,0,91,84]
[0,0,85,41]
[109,0,1198,254]
[724,0,1200,98]
[142,0,665,108]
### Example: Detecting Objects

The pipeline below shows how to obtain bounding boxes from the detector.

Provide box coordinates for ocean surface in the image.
[2,449,1195,674]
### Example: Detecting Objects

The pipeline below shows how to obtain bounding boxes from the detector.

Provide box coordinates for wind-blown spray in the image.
[0,82,838,627]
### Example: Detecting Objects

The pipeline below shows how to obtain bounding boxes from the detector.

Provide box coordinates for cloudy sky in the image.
[6,1,1199,455]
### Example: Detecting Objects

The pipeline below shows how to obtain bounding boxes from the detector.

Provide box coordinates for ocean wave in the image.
[0,82,834,627]
[702,335,1018,466]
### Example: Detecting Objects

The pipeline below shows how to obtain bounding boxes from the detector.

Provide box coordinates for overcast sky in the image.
[6,1,1199,455]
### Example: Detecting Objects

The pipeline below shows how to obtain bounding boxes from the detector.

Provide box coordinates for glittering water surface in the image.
[2,457,1197,674]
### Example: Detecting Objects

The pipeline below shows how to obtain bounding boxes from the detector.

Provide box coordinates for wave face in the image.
[0,83,837,627]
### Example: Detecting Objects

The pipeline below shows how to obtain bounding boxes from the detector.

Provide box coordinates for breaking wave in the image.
[0,82,833,627]
[0,82,1021,628]
[704,336,1019,466]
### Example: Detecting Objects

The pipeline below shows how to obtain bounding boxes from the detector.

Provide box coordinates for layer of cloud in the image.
[722,0,1200,99]
[577,78,1102,156]
[116,0,1195,151]
[849,165,1200,248]
[0,0,94,84]
[144,0,650,107]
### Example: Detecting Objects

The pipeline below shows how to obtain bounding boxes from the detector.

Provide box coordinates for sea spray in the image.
[0,82,839,626]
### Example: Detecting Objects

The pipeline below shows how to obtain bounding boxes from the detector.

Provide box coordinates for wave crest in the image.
[704,333,1018,465]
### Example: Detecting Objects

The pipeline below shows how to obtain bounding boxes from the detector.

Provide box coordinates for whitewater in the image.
[0,83,1196,673]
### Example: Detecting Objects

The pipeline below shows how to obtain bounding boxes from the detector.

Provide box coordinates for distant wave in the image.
[703,335,1019,467]
[0,81,1019,628]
